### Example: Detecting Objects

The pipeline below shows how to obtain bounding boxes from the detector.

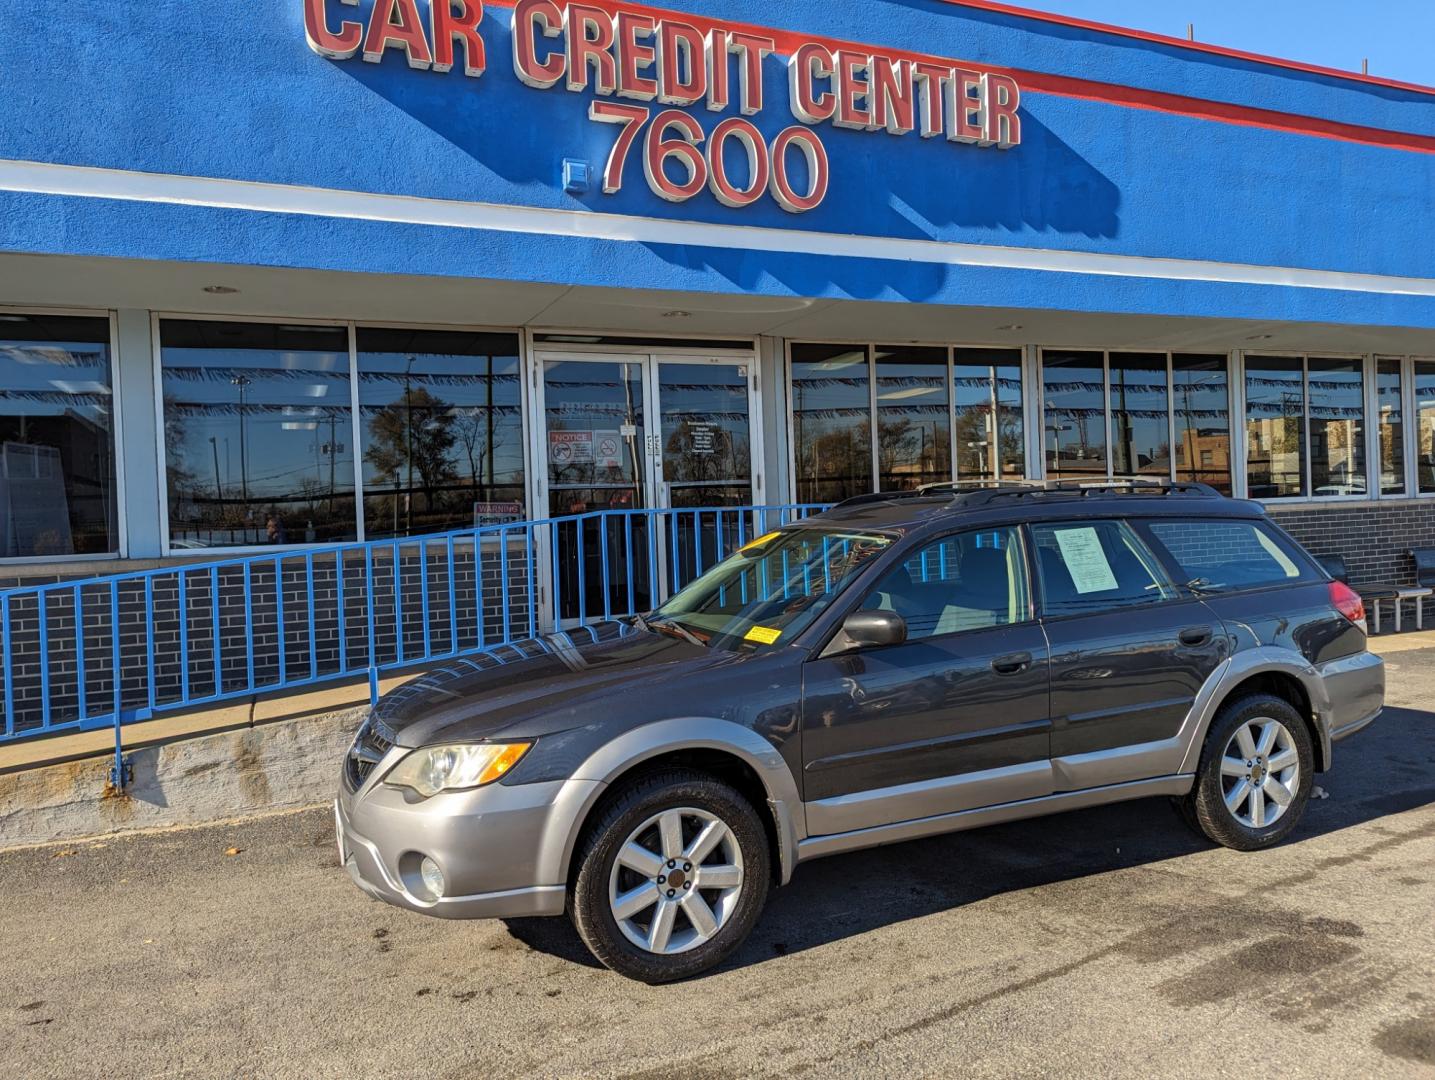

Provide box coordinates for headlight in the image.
[383,743,532,798]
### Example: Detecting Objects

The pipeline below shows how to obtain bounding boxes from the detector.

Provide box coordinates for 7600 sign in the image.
[590,103,829,213]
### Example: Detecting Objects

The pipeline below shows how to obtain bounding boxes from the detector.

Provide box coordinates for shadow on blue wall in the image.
[335,15,1120,303]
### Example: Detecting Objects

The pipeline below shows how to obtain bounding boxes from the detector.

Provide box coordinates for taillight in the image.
[1330,580,1366,629]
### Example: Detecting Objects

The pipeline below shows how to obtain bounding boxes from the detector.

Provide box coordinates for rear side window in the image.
[1031,520,1177,616]
[1145,519,1316,593]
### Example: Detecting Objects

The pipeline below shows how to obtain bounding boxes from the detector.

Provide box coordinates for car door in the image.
[1031,517,1230,791]
[801,525,1053,836]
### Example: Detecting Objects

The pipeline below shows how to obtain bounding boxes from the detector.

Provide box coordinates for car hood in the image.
[371,620,761,748]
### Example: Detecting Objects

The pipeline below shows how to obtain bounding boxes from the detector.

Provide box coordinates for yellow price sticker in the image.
[740,531,781,553]
[744,625,783,645]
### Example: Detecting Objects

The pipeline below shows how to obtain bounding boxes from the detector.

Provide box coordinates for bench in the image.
[1316,554,1431,634]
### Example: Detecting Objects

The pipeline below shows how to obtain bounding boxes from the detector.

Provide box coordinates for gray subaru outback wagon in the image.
[335,481,1384,982]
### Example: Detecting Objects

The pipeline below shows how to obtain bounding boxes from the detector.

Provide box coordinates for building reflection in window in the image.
[1307,358,1365,496]
[160,320,354,548]
[1376,358,1405,496]
[875,345,949,491]
[358,328,525,540]
[954,348,1024,481]
[1109,352,1170,477]
[1244,356,1306,499]
[791,343,872,504]
[0,314,118,557]
[1172,354,1231,494]
[1042,350,1107,478]
[1415,361,1435,494]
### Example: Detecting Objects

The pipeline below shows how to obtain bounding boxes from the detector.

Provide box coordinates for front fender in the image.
[534,717,805,890]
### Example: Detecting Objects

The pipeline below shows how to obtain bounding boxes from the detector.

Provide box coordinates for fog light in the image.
[419,856,445,900]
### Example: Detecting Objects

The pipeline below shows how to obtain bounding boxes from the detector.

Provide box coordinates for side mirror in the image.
[842,610,907,649]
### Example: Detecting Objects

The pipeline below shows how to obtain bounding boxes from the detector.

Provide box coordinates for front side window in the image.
[1042,351,1108,479]
[862,526,1029,639]
[0,313,118,557]
[652,527,893,649]
[357,328,524,540]
[1146,519,1316,593]
[160,319,355,548]
[1032,519,1176,616]
[791,344,872,504]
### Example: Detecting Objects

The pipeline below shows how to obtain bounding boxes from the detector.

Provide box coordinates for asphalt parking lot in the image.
[3,648,1434,1080]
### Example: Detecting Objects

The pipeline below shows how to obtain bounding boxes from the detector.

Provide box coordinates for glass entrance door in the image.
[535,350,759,623]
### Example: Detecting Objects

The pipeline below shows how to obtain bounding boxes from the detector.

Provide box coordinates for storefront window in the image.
[1042,351,1107,479]
[1172,355,1231,494]
[160,319,355,548]
[954,348,1024,480]
[0,313,118,557]
[1376,358,1405,496]
[1307,358,1365,496]
[1244,356,1306,499]
[875,346,949,491]
[1109,353,1169,477]
[791,343,872,504]
[1417,361,1435,494]
[357,329,524,539]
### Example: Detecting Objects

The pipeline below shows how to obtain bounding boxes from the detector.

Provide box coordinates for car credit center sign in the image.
[304,0,1021,213]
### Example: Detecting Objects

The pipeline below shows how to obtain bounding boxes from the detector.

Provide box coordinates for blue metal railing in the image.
[0,503,826,773]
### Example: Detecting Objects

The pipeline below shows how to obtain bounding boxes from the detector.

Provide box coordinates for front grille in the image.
[346,717,396,789]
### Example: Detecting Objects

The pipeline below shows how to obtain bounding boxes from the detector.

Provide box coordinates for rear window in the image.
[1146,519,1316,593]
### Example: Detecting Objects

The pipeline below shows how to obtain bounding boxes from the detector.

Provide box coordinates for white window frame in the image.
[0,304,126,564]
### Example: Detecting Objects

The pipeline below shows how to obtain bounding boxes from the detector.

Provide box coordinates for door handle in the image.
[1179,626,1213,647]
[991,651,1032,675]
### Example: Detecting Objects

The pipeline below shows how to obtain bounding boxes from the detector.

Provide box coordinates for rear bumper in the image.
[1319,650,1385,745]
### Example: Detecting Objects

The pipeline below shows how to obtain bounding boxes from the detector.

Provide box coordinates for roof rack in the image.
[831,476,1222,512]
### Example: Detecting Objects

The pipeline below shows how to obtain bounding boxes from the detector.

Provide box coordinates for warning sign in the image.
[594,430,622,469]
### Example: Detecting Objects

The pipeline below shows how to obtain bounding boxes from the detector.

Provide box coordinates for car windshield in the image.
[648,527,895,650]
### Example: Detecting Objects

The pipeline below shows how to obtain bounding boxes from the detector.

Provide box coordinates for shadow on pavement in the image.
[504,705,1435,974]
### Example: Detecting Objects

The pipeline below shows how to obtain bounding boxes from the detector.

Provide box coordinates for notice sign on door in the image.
[549,430,593,465]
[594,430,622,468]
[689,422,718,455]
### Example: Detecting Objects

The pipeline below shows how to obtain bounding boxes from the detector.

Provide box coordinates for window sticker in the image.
[1054,528,1120,594]
[1254,529,1301,578]
[744,625,782,645]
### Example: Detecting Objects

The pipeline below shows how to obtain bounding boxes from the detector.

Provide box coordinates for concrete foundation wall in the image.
[0,706,365,849]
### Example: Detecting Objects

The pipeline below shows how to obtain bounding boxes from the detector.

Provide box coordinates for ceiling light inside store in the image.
[997,324,1023,331]
[203,285,239,295]
[1246,334,1274,340]
[661,310,691,318]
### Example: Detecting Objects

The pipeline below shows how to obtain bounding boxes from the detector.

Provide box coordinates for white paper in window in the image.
[1054,528,1120,594]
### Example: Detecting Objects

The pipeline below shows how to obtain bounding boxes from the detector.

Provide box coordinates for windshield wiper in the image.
[650,617,707,648]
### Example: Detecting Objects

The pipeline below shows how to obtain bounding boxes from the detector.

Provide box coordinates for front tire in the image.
[1183,693,1313,851]
[569,769,771,983]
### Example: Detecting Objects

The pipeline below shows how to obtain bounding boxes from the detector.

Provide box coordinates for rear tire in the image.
[569,768,770,983]
[1182,693,1313,852]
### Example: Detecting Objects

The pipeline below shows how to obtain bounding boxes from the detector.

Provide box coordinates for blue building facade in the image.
[1,0,1433,585]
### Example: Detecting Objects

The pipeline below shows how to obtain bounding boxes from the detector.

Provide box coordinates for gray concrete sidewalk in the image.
[2,651,1433,1079]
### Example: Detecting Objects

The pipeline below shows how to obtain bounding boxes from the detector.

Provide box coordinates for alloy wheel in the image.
[607,806,745,955]
[1219,716,1301,829]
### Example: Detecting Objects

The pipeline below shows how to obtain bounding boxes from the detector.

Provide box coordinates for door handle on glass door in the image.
[991,652,1032,675]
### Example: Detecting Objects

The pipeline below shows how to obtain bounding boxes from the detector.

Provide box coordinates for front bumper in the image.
[335,766,604,920]
[1320,650,1385,744]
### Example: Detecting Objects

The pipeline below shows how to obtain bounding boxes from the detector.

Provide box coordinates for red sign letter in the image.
[788,43,835,124]
[304,0,362,60]
[431,0,485,77]
[912,62,949,138]
[729,32,773,115]
[615,11,658,101]
[871,55,914,135]
[363,0,434,69]
[657,21,706,106]
[565,5,616,95]
[984,74,1022,148]
[511,0,565,88]
[834,50,873,130]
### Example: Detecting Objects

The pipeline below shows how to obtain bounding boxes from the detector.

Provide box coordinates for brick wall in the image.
[1267,501,1435,588]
